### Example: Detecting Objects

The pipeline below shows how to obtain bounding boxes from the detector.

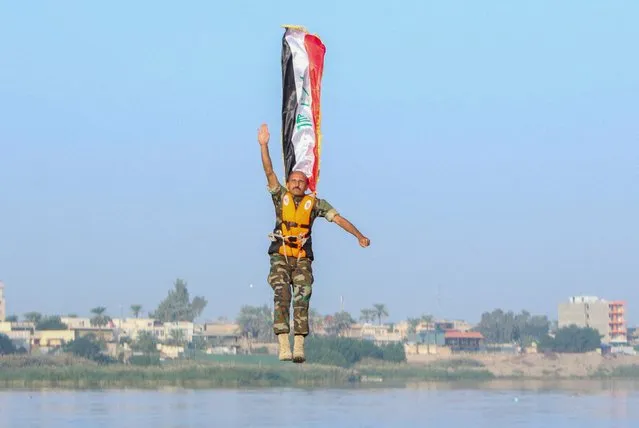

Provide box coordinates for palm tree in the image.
[407,317,421,334]
[372,303,388,325]
[90,306,111,329]
[420,314,434,329]
[130,304,142,318]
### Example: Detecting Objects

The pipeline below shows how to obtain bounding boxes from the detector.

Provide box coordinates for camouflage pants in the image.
[267,254,314,336]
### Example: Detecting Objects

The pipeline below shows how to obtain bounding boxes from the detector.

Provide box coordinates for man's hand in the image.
[259,123,279,189]
[333,215,370,248]
[258,124,270,146]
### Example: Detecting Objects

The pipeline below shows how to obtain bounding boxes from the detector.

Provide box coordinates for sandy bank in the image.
[407,351,639,378]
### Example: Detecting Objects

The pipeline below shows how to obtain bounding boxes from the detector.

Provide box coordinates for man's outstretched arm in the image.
[333,214,370,247]
[258,123,279,190]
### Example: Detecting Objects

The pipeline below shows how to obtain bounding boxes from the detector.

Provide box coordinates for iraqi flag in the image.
[281,25,326,193]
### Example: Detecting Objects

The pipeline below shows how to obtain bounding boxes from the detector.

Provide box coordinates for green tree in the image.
[359,308,375,324]
[236,304,273,344]
[537,334,556,351]
[519,314,551,346]
[23,312,42,323]
[4,315,18,322]
[132,331,159,354]
[372,303,388,325]
[191,296,207,319]
[36,315,68,330]
[167,329,186,346]
[130,304,142,318]
[543,325,602,353]
[304,336,406,367]
[324,311,356,336]
[407,317,421,334]
[90,307,112,328]
[473,308,550,345]
[420,314,434,324]
[150,278,208,322]
[0,333,16,355]
[65,334,102,359]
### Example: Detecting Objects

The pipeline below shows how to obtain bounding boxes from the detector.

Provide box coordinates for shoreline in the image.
[2,375,639,392]
[2,354,639,390]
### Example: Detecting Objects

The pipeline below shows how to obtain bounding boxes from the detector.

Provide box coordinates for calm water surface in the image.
[1,380,638,427]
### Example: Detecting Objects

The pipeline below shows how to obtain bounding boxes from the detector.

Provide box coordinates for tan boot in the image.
[278,333,292,361]
[293,335,305,363]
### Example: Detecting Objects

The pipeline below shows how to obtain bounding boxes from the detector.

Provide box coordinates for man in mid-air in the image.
[258,123,370,363]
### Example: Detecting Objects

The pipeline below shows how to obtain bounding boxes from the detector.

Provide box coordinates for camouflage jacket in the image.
[267,183,338,260]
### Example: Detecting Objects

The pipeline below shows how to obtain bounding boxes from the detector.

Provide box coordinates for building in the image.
[558,295,627,344]
[434,319,474,332]
[0,281,5,322]
[0,320,34,353]
[608,300,627,343]
[196,322,242,354]
[444,330,484,352]
[406,328,446,346]
[32,330,77,351]
[342,323,403,345]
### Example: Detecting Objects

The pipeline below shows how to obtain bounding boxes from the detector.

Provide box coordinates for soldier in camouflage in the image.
[258,123,370,363]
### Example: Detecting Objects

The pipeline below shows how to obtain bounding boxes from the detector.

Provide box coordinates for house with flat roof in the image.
[444,330,484,352]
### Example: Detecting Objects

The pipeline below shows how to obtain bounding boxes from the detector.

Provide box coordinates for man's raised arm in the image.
[333,214,370,248]
[258,123,279,190]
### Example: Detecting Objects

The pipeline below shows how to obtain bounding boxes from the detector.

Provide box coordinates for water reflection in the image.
[0,382,637,427]
[403,379,639,395]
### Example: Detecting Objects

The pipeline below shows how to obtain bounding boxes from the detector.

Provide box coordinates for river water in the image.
[1,380,638,427]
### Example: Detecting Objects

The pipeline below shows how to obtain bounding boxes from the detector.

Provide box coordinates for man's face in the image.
[287,171,308,196]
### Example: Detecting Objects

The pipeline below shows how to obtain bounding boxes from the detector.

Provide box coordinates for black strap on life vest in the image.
[283,220,309,229]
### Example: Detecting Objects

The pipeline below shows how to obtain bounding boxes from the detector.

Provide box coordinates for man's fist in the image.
[258,124,270,146]
[358,236,370,247]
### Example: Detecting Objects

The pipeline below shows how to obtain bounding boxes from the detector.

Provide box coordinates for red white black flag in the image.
[281,25,326,193]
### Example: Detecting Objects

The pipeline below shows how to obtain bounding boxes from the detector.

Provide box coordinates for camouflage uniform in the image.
[267,183,338,336]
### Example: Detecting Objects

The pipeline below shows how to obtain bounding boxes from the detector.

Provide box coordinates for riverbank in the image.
[0,355,492,389]
[1,353,639,389]
[0,354,359,388]
[406,351,639,379]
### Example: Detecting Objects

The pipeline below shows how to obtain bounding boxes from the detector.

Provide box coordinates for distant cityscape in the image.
[1,279,637,359]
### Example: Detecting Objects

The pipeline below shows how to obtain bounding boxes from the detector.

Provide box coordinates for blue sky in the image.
[1,1,637,325]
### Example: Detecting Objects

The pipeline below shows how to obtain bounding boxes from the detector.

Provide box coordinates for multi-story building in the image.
[608,300,627,343]
[558,295,627,344]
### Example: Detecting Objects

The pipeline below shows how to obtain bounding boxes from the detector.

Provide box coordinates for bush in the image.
[64,336,102,360]
[129,354,161,366]
[381,342,406,363]
[305,336,406,367]
[537,325,602,353]
[63,335,117,365]
[0,334,16,355]
[308,348,350,367]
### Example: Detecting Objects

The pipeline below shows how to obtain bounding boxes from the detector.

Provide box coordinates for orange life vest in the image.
[276,191,315,258]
